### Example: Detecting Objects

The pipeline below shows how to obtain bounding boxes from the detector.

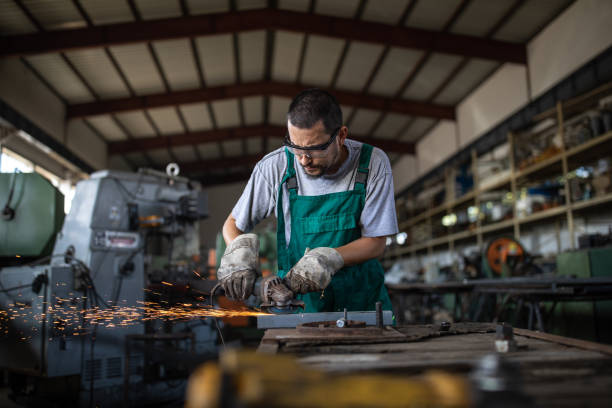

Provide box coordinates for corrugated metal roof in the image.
[267,137,284,151]
[334,42,383,91]
[64,49,130,99]
[369,48,424,96]
[348,108,381,134]
[404,0,462,31]
[171,145,197,163]
[0,0,575,183]
[25,54,94,103]
[196,142,221,159]
[0,0,37,34]
[222,140,244,157]
[87,115,129,141]
[300,35,345,86]
[315,0,360,18]
[403,53,464,101]
[246,138,261,154]
[450,0,516,37]
[135,0,182,20]
[433,59,500,105]
[197,34,236,86]
[148,148,172,165]
[187,0,229,15]
[242,96,264,125]
[22,0,85,30]
[80,0,134,25]
[153,39,200,91]
[340,106,354,124]
[269,96,292,125]
[148,107,184,134]
[362,0,410,25]
[400,118,437,143]
[373,113,412,140]
[237,0,267,11]
[272,30,305,82]
[115,111,156,138]
[124,152,150,168]
[239,30,266,82]
[278,0,309,13]
[494,0,573,42]
[179,103,214,131]
[109,43,165,95]
[211,99,241,128]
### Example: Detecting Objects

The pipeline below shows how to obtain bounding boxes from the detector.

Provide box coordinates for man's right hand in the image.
[217,233,259,300]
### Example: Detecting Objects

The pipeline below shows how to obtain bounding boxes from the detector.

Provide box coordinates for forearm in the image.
[222,214,243,245]
[335,236,387,267]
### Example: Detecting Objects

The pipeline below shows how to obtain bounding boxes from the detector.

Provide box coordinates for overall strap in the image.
[354,143,373,192]
[276,148,297,253]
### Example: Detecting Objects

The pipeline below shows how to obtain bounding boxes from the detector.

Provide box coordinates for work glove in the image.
[284,247,344,294]
[217,233,259,300]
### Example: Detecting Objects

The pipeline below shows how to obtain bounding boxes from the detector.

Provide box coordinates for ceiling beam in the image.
[180,153,263,173]
[67,80,455,120]
[198,169,253,187]
[108,124,416,155]
[0,9,526,63]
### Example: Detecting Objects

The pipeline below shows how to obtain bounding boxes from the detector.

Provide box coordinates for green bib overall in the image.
[276,144,393,313]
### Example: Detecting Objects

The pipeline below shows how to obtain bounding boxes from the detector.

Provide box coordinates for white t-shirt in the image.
[231,139,399,245]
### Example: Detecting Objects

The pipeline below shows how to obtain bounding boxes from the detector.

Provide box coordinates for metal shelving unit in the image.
[387,83,612,261]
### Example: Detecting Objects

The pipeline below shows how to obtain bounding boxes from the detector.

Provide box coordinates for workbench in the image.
[386,277,612,335]
[258,322,612,407]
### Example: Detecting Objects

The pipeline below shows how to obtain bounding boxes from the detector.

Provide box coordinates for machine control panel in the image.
[92,230,140,250]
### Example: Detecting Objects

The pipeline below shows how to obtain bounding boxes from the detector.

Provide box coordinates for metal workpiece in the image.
[257,310,393,329]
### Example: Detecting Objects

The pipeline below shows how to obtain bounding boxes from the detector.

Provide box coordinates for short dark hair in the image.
[287,88,342,134]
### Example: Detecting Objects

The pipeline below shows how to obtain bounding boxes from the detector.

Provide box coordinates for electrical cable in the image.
[2,169,20,220]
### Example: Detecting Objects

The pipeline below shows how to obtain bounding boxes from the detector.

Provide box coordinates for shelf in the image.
[399,191,477,230]
[451,190,477,207]
[517,205,567,225]
[478,172,512,194]
[514,153,563,180]
[480,219,515,234]
[391,83,612,262]
[571,192,612,211]
[566,130,612,158]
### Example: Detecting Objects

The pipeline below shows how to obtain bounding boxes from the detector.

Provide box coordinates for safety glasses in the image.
[284,127,340,159]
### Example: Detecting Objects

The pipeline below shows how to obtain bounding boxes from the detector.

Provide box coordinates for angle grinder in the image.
[210,275,304,314]
[255,275,305,314]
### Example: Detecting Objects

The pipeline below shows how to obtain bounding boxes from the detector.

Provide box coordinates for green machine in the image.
[552,247,612,343]
[0,172,64,261]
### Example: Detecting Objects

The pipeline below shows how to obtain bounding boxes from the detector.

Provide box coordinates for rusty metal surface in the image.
[513,327,612,356]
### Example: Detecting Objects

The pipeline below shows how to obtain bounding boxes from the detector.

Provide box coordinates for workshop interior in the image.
[1,0,612,407]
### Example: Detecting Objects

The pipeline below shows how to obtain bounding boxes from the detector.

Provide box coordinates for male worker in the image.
[218,89,398,312]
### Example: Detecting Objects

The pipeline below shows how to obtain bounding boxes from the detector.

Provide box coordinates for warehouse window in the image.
[0,146,75,214]
[0,147,33,173]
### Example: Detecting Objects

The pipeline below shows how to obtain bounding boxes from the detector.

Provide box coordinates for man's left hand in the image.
[284,247,344,294]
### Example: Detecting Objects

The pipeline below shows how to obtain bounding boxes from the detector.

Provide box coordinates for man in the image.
[218,89,398,312]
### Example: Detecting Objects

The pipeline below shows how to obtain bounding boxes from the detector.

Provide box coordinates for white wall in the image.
[528,0,612,98]
[456,63,528,147]
[415,120,458,176]
[0,57,107,173]
[392,154,418,194]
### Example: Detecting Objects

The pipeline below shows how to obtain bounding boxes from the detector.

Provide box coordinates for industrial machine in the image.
[0,168,218,407]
